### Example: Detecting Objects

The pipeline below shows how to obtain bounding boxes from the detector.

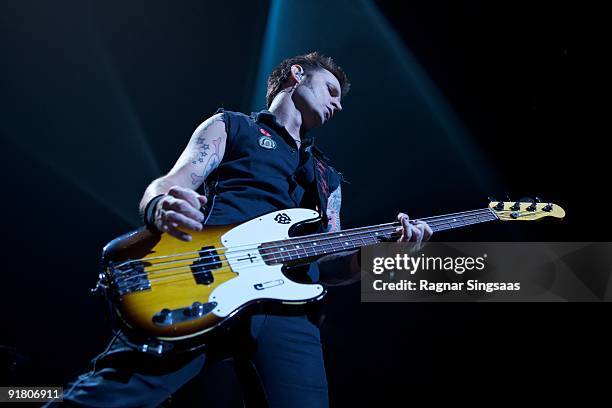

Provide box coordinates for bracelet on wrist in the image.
[143,194,165,233]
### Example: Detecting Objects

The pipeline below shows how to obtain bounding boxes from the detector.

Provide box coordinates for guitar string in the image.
[117,227,403,288]
[117,234,392,290]
[155,213,498,272]
[120,201,552,272]
[117,215,500,291]
[113,207,497,268]
[113,208,497,274]
[112,212,500,288]
[113,210,497,281]
[143,209,497,272]
[114,216,498,291]
[118,228,400,286]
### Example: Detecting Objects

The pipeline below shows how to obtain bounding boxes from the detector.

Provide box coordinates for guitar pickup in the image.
[191,246,222,285]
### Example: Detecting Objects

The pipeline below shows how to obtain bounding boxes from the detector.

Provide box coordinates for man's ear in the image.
[291,64,304,83]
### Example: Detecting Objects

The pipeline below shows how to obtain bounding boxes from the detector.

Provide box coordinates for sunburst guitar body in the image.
[99,208,325,354]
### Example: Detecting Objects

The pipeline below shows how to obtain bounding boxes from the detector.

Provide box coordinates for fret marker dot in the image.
[453,219,457,222]
[296,245,300,248]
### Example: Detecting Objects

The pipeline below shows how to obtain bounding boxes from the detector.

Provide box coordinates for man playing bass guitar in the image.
[47,52,432,408]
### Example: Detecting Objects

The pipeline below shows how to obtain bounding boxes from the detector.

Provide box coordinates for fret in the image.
[294,242,308,259]
[309,238,326,255]
[275,239,291,263]
[316,238,333,255]
[358,234,368,248]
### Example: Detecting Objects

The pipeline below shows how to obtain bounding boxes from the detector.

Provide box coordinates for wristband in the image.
[143,194,165,233]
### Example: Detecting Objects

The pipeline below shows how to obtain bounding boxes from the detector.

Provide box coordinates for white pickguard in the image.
[209,208,325,318]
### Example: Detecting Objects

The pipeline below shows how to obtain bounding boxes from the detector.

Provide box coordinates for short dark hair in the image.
[266,51,350,108]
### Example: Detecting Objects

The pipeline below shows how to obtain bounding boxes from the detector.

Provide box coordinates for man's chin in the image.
[317,111,326,127]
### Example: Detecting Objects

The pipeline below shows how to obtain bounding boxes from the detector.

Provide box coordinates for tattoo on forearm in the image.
[325,186,342,232]
[191,136,222,185]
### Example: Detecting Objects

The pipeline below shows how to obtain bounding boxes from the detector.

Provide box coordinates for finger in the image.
[167,186,203,210]
[165,198,205,222]
[409,225,423,243]
[395,226,405,242]
[163,210,203,231]
[402,216,413,242]
[197,195,208,206]
[162,224,192,242]
[417,221,433,241]
[415,224,425,244]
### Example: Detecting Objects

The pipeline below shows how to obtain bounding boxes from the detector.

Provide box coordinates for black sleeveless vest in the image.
[203,108,343,229]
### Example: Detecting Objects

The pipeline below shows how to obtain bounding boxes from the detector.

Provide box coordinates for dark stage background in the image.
[1,0,608,405]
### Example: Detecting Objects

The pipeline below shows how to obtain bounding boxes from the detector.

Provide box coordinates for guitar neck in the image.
[259,208,499,265]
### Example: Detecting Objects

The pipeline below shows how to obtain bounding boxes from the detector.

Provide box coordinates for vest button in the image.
[290,148,295,153]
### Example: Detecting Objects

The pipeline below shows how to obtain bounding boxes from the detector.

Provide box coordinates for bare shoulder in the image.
[194,112,225,134]
[164,112,228,189]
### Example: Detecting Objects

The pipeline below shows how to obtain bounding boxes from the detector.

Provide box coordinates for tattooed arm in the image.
[325,185,342,233]
[317,185,361,286]
[138,113,227,241]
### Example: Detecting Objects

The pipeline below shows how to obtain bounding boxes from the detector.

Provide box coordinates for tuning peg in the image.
[534,197,542,203]
[488,196,505,211]
[543,203,554,212]
[527,198,538,212]
[506,193,522,211]
[504,193,520,211]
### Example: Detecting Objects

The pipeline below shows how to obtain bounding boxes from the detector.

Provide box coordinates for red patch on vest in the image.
[259,128,271,137]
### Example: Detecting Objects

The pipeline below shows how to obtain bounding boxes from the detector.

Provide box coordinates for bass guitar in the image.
[94,199,564,354]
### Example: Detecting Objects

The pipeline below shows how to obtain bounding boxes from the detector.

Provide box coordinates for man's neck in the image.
[268,93,306,144]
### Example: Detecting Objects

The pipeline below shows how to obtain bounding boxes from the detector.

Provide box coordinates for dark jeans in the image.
[43,310,328,407]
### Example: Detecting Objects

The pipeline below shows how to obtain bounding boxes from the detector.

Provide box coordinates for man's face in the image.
[293,68,343,130]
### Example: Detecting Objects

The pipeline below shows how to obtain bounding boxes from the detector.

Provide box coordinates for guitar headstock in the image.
[488,198,565,221]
